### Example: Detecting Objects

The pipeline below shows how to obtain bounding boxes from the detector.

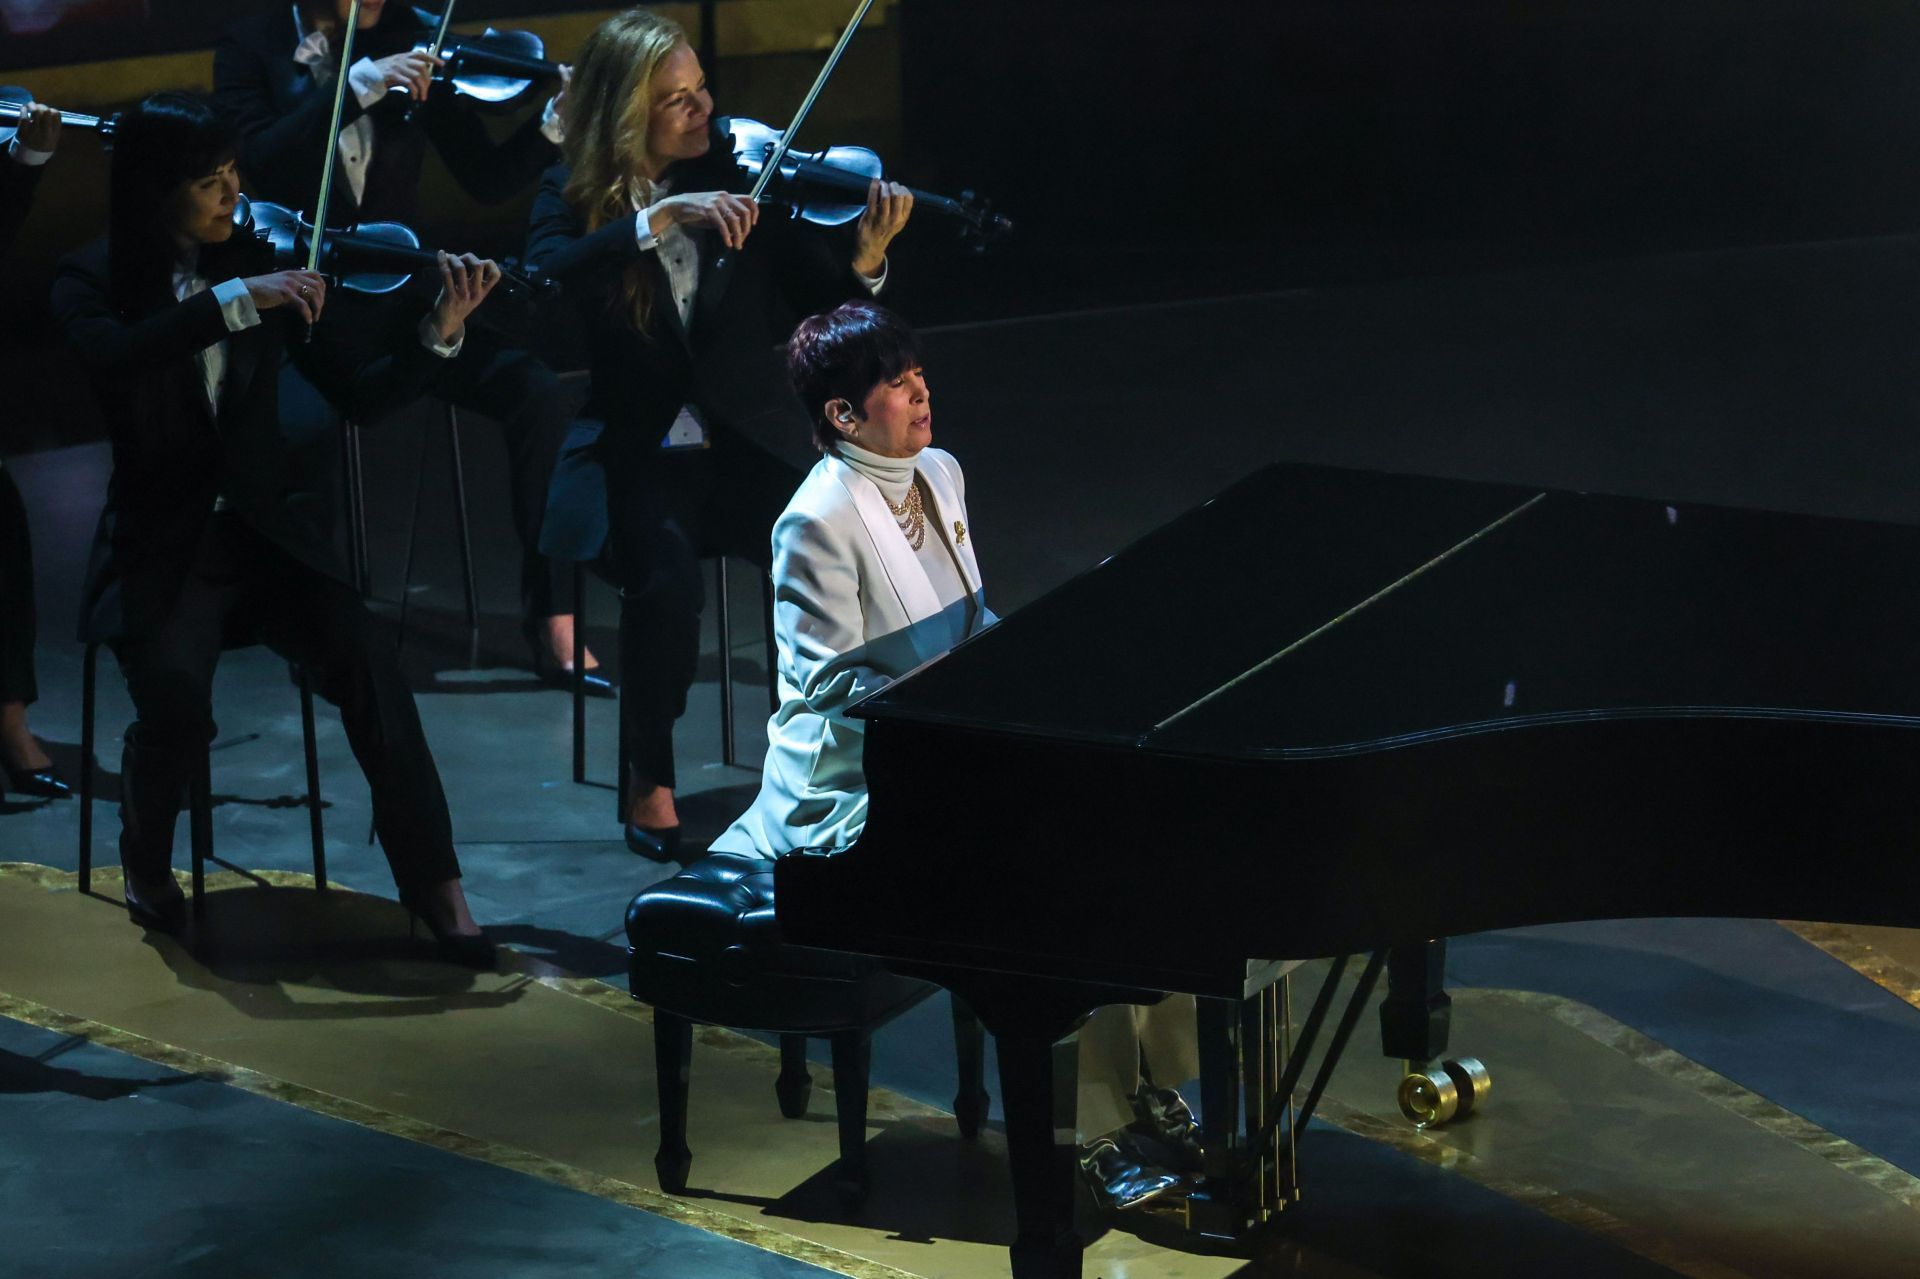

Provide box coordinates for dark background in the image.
[5,0,1920,541]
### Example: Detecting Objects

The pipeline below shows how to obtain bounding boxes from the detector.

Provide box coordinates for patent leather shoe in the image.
[122,875,188,934]
[3,764,71,799]
[524,627,615,697]
[1076,1136,1188,1212]
[1128,1085,1205,1175]
[399,890,498,970]
[624,823,682,862]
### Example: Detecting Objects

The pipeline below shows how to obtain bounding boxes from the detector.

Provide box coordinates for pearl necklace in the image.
[887,481,927,551]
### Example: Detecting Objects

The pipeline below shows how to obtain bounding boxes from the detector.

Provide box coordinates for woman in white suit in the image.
[711,300,988,860]
[711,301,1200,1215]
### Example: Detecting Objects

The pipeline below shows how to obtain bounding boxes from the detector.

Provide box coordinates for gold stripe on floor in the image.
[1779,919,1920,1016]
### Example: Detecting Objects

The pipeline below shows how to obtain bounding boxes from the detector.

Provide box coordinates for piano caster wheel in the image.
[655,1143,692,1195]
[1397,1057,1491,1128]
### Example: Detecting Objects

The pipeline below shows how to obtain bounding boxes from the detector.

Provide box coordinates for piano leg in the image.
[1379,940,1452,1062]
[829,1031,874,1208]
[1379,940,1491,1127]
[996,1025,1084,1279]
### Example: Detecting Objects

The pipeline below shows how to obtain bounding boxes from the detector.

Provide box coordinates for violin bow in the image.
[306,0,363,279]
[400,0,460,123]
[747,0,877,204]
[704,0,875,314]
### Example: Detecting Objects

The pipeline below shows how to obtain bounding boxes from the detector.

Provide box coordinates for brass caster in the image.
[1397,1056,1491,1128]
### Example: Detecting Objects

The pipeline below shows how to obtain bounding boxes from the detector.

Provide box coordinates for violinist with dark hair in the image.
[52,91,498,961]
[213,0,602,685]
[0,97,71,801]
[526,7,914,856]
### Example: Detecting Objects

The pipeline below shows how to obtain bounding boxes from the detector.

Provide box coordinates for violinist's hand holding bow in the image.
[429,251,503,345]
[852,178,913,277]
[648,191,760,250]
[245,270,328,326]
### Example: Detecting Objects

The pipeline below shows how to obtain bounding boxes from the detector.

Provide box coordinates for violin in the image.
[727,117,1011,252]
[235,195,555,302]
[0,85,116,145]
[401,0,564,118]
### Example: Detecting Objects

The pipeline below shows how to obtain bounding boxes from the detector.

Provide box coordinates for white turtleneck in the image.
[835,439,975,624]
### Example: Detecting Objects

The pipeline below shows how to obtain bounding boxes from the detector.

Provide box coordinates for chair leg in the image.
[776,1034,813,1118]
[397,420,432,650]
[78,642,97,893]
[654,1011,695,1193]
[445,404,480,669]
[298,670,327,889]
[572,564,587,785]
[951,994,992,1140]
[343,420,370,597]
[716,557,736,766]
[189,747,212,935]
[829,1030,873,1210]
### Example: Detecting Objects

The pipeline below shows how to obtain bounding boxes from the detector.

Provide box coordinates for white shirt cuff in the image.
[540,96,565,145]
[7,136,52,168]
[211,277,262,331]
[856,256,888,296]
[634,207,662,252]
[419,315,464,358]
[348,58,389,109]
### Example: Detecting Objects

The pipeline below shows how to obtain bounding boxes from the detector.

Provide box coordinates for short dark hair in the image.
[786,301,921,454]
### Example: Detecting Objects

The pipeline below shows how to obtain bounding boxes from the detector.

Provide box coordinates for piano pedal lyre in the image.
[1397,1056,1491,1128]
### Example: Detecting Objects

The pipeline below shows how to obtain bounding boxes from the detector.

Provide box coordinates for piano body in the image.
[776,463,1920,1277]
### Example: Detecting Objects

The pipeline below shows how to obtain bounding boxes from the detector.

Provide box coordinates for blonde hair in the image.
[562,8,691,331]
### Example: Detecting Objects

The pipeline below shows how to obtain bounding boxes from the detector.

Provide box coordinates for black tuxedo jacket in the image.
[53,237,445,642]
[212,4,558,227]
[0,153,46,262]
[525,127,868,558]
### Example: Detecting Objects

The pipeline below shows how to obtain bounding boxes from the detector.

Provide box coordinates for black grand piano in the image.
[775,462,1920,1277]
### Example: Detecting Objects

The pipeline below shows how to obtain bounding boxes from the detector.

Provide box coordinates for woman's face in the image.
[643,43,713,175]
[848,364,931,458]
[164,159,241,248]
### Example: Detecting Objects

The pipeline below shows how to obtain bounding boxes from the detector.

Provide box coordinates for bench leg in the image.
[776,1034,813,1118]
[654,1011,694,1193]
[951,994,991,1140]
[829,1030,872,1210]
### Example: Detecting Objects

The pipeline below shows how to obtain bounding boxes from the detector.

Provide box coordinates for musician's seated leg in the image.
[1075,997,1203,1210]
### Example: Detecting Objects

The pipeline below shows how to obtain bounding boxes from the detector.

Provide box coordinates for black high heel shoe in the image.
[523,621,616,697]
[122,875,187,934]
[624,823,682,862]
[398,890,497,970]
[3,763,71,799]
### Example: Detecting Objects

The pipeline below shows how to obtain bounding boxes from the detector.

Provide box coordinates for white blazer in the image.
[711,447,991,860]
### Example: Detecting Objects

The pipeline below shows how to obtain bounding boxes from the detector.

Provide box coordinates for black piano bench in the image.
[625,851,991,1209]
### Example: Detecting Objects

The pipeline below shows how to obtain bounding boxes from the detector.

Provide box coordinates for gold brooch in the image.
[953,520,967,546]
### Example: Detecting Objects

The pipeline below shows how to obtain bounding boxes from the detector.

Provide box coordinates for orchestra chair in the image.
[77,640,328,940]
[343,402,480,666]
[626,851,991,1207]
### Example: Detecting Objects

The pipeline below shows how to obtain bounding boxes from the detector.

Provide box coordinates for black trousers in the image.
[280,313,576,621]
[610,430,802,792]
[111,514,460,891]
[0,468,34,705]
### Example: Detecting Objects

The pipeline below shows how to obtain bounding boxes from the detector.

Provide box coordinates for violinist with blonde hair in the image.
[527,7,913,858]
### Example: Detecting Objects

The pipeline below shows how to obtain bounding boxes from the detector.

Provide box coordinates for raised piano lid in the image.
[851,462,1920,755]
